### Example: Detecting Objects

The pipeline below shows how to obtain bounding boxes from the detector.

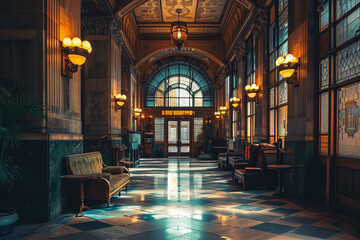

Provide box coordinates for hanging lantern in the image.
[170,9,188,50]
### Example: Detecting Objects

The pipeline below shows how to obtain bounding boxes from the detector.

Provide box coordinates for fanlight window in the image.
[145,61,213,107]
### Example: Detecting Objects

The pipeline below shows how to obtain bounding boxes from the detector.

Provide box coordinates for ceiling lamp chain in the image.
[170,9,188,50]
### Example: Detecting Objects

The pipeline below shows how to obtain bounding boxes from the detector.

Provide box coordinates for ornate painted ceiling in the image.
[133,0,227,23]
[133,0,233,39]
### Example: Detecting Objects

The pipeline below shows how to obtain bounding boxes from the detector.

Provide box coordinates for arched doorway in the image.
[143,58,214,157]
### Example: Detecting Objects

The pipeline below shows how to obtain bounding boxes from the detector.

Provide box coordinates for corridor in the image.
[20,158,360,240]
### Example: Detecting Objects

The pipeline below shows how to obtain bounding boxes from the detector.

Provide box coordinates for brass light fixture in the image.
[133,108,142,119]
[170,9,188,50]
[214,112,221,119]
[114,94,127,111]
[220,106,228,115]
[245,84,260,103]
[61,37,92,77]
[276,54,300,85]
[230,97,241,111]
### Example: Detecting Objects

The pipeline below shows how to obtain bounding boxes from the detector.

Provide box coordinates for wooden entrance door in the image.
[167,119,191,156]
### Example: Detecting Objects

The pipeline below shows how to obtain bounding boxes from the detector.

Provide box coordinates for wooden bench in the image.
[65,151,130,207]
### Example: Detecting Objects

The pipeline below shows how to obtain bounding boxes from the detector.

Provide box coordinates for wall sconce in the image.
[230,97,241,111]
[220,106,228,115]
[245,84,260,103]
[114,94,127,111]
[214,112,221,119]
[133,108,142,119]
[276,54,300,85]
[61,37,92,78]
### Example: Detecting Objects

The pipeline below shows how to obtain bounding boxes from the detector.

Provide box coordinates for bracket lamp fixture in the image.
[61,37,92,78]
[230,97,241,111]
[220,106,228,115]
[170,9,188,50]
[133,108,142,119]
[114,94,127,111]
[214,112,221,119]
[276,54,299,85]
[245,84,260,102]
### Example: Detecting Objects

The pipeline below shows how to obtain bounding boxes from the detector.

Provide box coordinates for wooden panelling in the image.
[318,31,329,58]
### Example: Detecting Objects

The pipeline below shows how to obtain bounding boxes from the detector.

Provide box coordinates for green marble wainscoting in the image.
[283,140,316,203]
[84,139,122,166]
[49,140,83,220]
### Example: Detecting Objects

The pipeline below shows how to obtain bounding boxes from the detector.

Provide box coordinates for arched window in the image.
[145,61,213,107]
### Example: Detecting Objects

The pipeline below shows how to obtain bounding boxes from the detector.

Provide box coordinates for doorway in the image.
[167,119,191,156]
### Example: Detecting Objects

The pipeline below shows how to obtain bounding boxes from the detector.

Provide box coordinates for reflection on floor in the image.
[22,158,360,239]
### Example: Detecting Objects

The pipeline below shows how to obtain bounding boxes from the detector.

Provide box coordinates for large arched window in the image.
[145,61,213,107]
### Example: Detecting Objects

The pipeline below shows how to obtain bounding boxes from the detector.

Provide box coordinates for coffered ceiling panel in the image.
[133,0,229,23]
[161,0,197,22]
[133,0,162,22]
[196,0,227,22]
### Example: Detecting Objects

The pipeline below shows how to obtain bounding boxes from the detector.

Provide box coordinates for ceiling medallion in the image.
[170,9,188,50]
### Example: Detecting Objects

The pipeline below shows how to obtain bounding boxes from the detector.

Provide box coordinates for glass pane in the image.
[278,0,288,14]
[168,121,178,144]
[180,146,190,153]
[278,106,287,137]
[320,92,329,133]
[338,82,360,157]
[194,118,203,142]
[278,41,288,59]
[168,146,178,153]
[270,52,276,71]
[336,41,360,83]
[155,117,164,142]
[180,121,190,144]
[270,87,275,108]
[278,82,288,105]
[336,0,360,19]
[270,109,275,136]
[336,8,360,46]
[320,58,329,89]
[320,1,329,31]
[279,18,288,46]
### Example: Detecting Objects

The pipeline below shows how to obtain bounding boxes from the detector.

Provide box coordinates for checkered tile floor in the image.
[22,158,360,239]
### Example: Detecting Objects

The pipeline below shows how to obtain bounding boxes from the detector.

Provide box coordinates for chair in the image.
[234,145,278,189]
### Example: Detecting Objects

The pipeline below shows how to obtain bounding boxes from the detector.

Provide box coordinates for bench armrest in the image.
[245,167,262,173]
[102,166,130,175]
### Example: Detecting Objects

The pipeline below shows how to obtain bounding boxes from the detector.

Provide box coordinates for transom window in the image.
[145,61,213,107]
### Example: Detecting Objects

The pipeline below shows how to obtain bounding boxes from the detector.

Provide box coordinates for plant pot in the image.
[0,208,18,236]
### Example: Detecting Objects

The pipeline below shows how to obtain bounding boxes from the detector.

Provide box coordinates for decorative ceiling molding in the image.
[137,26,221,35]
[81,16,136,61]
[232,0,256,9]
[115,0,149,18]
[136,47,224,69]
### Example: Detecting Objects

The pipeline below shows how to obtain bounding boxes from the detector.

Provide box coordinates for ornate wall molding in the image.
[234,40,246,61]
[82,16,125,52]
[250,8,267,37]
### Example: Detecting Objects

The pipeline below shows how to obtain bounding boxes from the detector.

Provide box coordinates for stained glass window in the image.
[336,0,360,19]
[268,0,288,147]
[145,61,213,107]
[320,0,329,31]
[336,8,360,46]
[336,41,360,83]
[320,92,329,133]
[338,83,360,157]
[320,58,329,89]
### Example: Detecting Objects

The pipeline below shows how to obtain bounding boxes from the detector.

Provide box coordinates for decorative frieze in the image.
[82,16,124,51]
[250,8,267,37]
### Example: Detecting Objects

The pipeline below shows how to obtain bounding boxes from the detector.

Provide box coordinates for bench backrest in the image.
[66,152,104,175]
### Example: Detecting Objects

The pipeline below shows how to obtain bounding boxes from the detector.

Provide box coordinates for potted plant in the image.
[0,82,43,236]
[196,122,215,159]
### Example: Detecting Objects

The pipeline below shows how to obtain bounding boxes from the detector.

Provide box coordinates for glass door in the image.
[167,119,191,156]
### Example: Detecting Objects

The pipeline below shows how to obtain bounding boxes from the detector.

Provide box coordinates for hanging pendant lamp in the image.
[170,9,188,50]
